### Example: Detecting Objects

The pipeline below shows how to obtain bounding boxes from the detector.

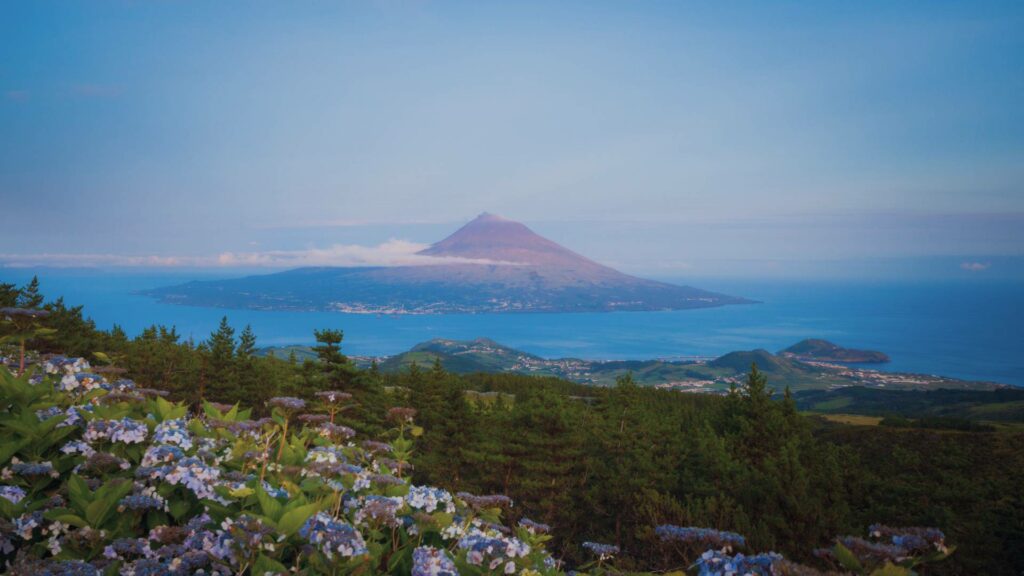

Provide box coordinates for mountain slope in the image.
[146,213,751,314]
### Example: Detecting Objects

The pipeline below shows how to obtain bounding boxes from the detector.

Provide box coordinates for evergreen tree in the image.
[205,317,236,401]
[17,276,44,309]
[312,328,358,390]
[237,325,257,358]
[0,283,18,307]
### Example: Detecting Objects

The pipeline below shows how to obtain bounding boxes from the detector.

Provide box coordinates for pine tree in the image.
[313,329,357,390]
[237,325,257,358]
[0,283,18,307]
[205,317,236,401]
[17,276,44,309]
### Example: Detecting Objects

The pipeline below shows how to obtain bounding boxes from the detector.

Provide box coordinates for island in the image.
[144,213,752,314]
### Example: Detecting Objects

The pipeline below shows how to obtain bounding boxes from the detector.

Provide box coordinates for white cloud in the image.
[960,261,991,272]
[0,239,510,269]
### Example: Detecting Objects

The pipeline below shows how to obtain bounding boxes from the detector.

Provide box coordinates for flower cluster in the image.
[582,541,619,561]
[43,356,90,375]
[315,390,352,404]
[118,494,166,512]
[868,524,947,554]
[694,549,782,576]
[655,525,746,550]
[519,518,551,534]
[413,545,458,576]
[457,492,513,510]
[153,418,193,450]
[459,529,532,571]
[58,372,104,393]
[267,396,306,412]
[84,417,149,444]
[406,485,455,514]
[298,512,368,559]
[7,459,58,479]
[0,485,26,504]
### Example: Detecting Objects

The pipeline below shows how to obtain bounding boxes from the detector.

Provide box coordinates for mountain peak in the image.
[472,212,508,223]
[418,213,602,268]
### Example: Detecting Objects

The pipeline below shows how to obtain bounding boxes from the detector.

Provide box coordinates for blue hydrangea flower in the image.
[36,406,64,421]
[299,512,368,559]
[459,531,531,567]
[13,511,43,539]
[60,440,96,459]
[412,546,459,576]
[162,457,221,500]
[153,418,193,451]
[33,559,101,576]
[84,417,148,444]
[406,485,455,514]
[519,518,551,534]
[119,494,166,511]
[268,396,306,412]
[694,550,782,576]
[655,525,746,549]
[582,541,619,560]
[140,444,185,467]
[0,485,26,504]
[10,460,57,478]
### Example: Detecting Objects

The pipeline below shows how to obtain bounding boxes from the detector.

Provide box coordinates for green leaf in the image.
[277,502,319,536]
[870,563,912,576]
[202,401,224,420]
[85,480,132,528]
[43,512,88,528]
[0,438,28,468]
[0,497,15,519]
[253,554,288,575]
[256,484,284,521]
[834,542,864,573]
[67,474,92,512]
[168,498,191,520]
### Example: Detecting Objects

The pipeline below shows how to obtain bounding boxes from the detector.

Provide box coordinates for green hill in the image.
[378,338,540,373]
[780,339,890,363]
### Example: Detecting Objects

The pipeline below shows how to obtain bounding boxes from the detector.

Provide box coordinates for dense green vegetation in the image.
[794,387,1024,422]
[2,277,1021,574]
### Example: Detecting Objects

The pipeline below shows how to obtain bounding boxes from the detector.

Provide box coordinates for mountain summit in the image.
[146,214,751,314]
[418,212,601,268]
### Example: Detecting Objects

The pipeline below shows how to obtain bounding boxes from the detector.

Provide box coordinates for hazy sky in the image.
[1,1,1022,278]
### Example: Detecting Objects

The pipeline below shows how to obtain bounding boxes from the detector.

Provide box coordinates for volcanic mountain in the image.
[146,213,751,314]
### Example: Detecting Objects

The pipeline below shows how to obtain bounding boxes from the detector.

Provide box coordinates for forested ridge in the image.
[2,277,1022,575]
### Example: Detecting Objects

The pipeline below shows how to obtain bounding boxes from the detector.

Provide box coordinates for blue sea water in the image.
[2,270,1022,386]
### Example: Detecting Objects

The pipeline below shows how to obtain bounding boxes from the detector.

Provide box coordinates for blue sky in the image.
[1,1,1022,278]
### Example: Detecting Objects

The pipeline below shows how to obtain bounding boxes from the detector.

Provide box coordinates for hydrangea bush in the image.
[0,359,560,575]
[0,345,955,575]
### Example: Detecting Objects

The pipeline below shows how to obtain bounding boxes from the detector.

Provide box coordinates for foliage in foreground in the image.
[0,349,954,575]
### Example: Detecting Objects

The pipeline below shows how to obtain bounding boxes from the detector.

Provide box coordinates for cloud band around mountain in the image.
[0,240,513,269]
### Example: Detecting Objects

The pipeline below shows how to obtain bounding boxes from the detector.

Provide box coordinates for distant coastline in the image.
[1,270,1021,387]
[260,337,1005,393]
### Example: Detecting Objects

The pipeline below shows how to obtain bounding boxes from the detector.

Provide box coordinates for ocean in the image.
[2,270,1022,386]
